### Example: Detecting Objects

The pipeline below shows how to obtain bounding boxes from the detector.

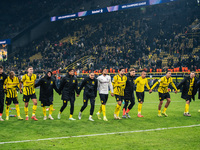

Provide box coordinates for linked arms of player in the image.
[77,78,87,95]
[109,77,114,97]
[58,78,65,95]
[34,78,43,88]
[176,77,186,89]
[170,80,178,93]
[94,80,98,98]
[145,79,152,93]
[75,79,79,97]
[53,80,59,94]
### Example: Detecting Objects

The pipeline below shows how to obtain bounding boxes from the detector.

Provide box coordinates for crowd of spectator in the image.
[1,0,200,75]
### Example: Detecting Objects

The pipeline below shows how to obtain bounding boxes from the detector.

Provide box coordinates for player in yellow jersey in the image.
[20,66,38,121]
[4,71,23,120]
[150,71,177,117]
[112,67,127,119]
[135,71,151,117]
[177,72,197,117]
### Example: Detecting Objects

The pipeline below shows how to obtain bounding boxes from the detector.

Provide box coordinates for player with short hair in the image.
[35,71,59,120]
[150,71,177,117]
[4,71,23,120]
[122,68,136,118]
[177,71,197,117]
[20,66,38,121]
[57,69,78,121]
[96,68,114,121]
[0,66,8,121]
[135,71,151,117]
[77,71,98,121]
[112,67,127,120]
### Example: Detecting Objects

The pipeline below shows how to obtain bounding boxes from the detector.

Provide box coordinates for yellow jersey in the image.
[151,76,177,93]
[4,76,19,98]
[135,76,150,92]
[112,74,127,96]
[188,77,194,95]
[21,74,36,95]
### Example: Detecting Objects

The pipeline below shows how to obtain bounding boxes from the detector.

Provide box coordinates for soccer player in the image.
[112,67,127,120]
[150,71,177,117]
[122,68,136,118]
[35,71,59,120]
[0,66,7,121]
[135,71,151,117]
[177,71,197,117]
[57,69,78,121]
[4,71,23,120]
[20,66,38,121]
[96,68,114,121]
[77,71,98,121]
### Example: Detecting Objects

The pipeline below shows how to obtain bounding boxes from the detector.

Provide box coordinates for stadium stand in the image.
[0,0,200,75]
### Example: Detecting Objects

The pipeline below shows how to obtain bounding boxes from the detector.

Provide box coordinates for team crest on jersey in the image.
[67,80,69,82]
[0,76,3,80]
[92,81,95,85]
[73,80,75,83]
[51,81,53,85]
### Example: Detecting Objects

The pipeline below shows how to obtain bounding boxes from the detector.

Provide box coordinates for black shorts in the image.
[185,95,192,102]
[159,92,170,101]
[115,95,123,102]
[5,97,18,105]
[124,94,135,103]
[136,92,144,102]
[23,93,37,102]
[40,97,53,107]
[83,95,95,104]
[99,94,108,104]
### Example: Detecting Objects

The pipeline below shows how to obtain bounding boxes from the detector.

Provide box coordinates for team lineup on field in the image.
[1,66,200,122]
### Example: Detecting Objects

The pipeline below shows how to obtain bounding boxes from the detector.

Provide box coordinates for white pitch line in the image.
[0,124,200,145]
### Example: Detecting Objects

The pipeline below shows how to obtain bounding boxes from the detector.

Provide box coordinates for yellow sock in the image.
[184,104,189,113]
[6,106,10,117]
[32,105,37,116]
[114,104,118,115]
[138,103,142,114]
[24,107,28,117]
[49,105,53,115]
[15,104,20,117]
[116,104,121,117]
[158,110,161,115]
[69,114,72,118]
[42,106,46,117]
[98,105,102,114]
[102,105,106,117]
[163,107,167,113]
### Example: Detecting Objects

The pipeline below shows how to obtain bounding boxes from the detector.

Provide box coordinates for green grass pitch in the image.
[0,89,200,150]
